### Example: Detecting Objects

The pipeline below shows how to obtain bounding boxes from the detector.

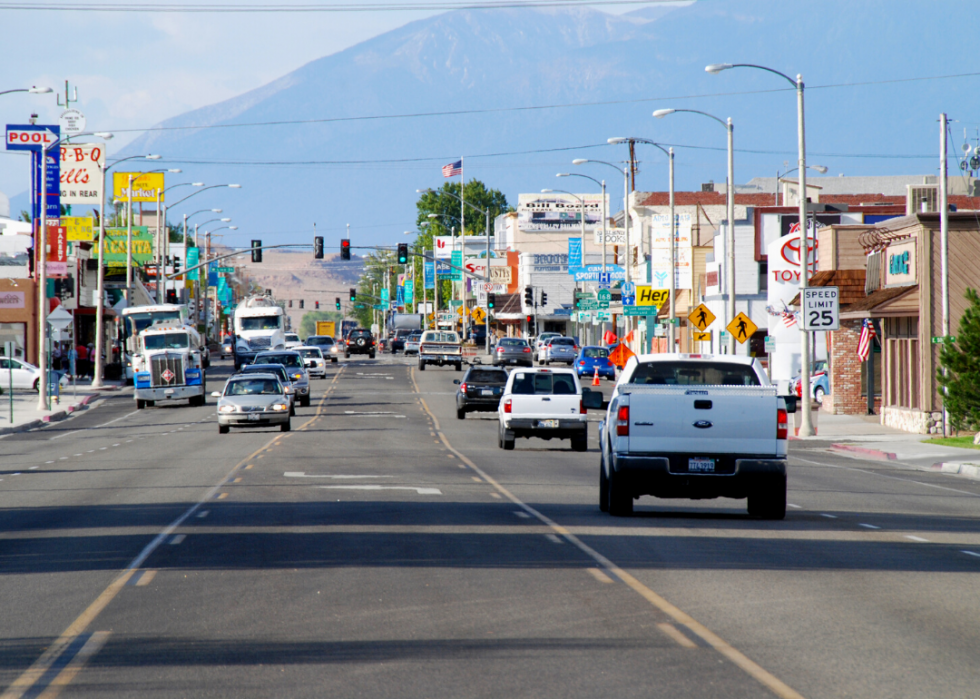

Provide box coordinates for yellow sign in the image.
[690,303,716,331]
[636,286,670,307]
[63,216,95,241]
[693,331,711,342]
[113,172,165,203]
[727,312,758,344]
[470,306,487,323]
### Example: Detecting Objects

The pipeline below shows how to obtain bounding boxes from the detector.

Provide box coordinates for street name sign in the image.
[624,306,657,317]
[802,286,840,331]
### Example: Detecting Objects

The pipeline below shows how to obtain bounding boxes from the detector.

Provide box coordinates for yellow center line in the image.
[409,365,806,699]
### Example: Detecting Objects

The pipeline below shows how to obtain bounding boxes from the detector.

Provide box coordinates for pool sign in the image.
[6,125,59,151]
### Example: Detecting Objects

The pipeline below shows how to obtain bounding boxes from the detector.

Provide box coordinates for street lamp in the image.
[774,164,828,205]
[706,62,815,435]
[0,86,53,97]
[153,181,205,302]
[654,107,735,355]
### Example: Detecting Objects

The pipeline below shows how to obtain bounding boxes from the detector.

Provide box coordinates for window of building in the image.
[0,323,27,359]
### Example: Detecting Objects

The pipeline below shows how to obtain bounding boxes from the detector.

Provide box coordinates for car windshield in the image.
[583,347,609,359]
[298,348,322,358]
[424,332,459,343]
[630,361,761,386]
[467,369,508,383]
[499,339,525,347]
[511,372,577,395]
[143,333,190,350]
[226,379,282,396]
[254,353,303,369]
[407,333,422,341]
[239,315,281,331]
[285,334,299,341]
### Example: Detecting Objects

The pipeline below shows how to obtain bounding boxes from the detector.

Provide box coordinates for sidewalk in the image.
[793,411,980,480]
[0,380,127,436]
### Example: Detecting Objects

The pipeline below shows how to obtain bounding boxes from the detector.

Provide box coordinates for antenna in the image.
[56,80,79,108]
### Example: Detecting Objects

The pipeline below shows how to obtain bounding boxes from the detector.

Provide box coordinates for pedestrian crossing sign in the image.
[693,331,711,342]
[690,303,716,331]
[726,312,757,344]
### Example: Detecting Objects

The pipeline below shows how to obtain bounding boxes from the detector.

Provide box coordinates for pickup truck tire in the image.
[607,470,633,517]
[455,362,462,372]
[500,425,515,450]
[748,476,787,520]
[456,407,466,420]
[136,399,146,410]
[571,435,588,452]
[599,460,609,512]
[218,425,229,434]
[301,395,311,408]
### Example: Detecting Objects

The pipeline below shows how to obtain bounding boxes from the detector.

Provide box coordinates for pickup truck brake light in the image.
[777,408,788,440]
[580,399,586,415]
[616,405,629,436]
[504,398,512,414]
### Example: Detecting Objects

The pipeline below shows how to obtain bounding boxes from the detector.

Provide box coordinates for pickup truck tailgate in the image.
[620,385,779,455]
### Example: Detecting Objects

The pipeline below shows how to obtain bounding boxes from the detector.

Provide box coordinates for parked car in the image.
[575,346,616,381]
[306,335,340,363]
[295,346,326,379]
[345,328,376,359]
[213,373,291,434]
[252,350,311,407]
[235,363,297,414]
[539,337,578,365]
[283,332,302,349]
[497,367,601,451]
[403,331,423,356]
[454,366,509,419]
[492,337,533,367]
[791,360,830,404]
[0,356,42,391]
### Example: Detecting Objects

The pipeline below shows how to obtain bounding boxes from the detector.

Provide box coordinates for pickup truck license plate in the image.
[688,457,715,473]
[538,419,559,428]
[247,414,261,421]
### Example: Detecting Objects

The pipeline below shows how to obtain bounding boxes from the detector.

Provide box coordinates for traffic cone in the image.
[592,367,600,386]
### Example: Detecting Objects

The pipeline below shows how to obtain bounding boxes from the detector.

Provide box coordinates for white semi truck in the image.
[233,294,286,368]
[132,322,207,409]
[119,304,190,382]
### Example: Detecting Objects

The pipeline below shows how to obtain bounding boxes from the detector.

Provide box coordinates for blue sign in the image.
[396,285,405,305]
[31,148,60,220]
[5,124,59,152]
[620,281,635,306]
[573,265,625,283]
[186,247,199,281]
[424,260,435,289]
[567,237,582,273]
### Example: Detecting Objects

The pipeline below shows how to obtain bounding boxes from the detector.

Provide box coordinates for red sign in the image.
[34,222,68,277]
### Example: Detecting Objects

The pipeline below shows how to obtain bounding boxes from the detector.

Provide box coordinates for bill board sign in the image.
[32,148,61,220]
[99,227,154,265]
[113,172,165,203]
[63,216,95,242]
[517,193,607,232]
[60,143,105,205]
[647,213,693,290]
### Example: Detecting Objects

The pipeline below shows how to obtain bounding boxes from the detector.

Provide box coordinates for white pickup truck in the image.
[498,367,603,452]
[598,354,789,519]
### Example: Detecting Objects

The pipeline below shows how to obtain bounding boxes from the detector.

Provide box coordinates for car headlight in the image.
[219,404,237,413]
[292,373,302,380]
[269,403,289,411]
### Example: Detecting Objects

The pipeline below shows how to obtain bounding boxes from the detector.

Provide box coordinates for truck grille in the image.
[151,354,185,387]
[248,336,271,349]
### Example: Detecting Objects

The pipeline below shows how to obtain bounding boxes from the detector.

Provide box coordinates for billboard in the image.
[60,143,105,206]
[113,172,165,203]
[63,216,95,242]
[99,227,154,265]
[648,213,693,290]
[517,193,607,232]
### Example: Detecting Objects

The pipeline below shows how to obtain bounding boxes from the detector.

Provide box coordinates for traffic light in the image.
[166,289,177,304]
[299,299,304,309]
[315,300,319,309]
[397,243,408,264]
[575,296,582,309]
[340,239,351,260]
[314,236,324,260]
[335,297,341,310]
[487,293,495,309]
[524,286,533,305]
[173,256,181,274]
[251,240,262,263]
[349,288,356,302]
[540,290,548,307]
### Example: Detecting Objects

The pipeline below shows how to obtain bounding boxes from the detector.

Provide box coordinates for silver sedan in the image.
[214,374,292,434]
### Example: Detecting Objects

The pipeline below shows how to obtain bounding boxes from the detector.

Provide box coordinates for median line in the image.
[409,365,807,699]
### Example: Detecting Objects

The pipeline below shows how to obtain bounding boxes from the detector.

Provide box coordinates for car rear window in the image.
[423,332,459,343]
[583,347,609,358]
[511,372,577,395]
[254,353,303,369]
[550,338,575,346]
[298,348,322,358]
[241,365,289,382]
[630,361,761,386]
[309,336,333,345]
[467,369,508,383]
[499,338,525,347]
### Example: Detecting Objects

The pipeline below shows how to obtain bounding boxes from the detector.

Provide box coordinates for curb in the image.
[930,462,980,481]
[830,443,897,461]
[0,393,100,436]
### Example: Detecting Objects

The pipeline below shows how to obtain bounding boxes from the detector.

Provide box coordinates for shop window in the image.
[0,323,27,359]
[860,337,882,396]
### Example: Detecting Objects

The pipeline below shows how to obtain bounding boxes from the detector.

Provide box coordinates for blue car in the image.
[575,346,616,381]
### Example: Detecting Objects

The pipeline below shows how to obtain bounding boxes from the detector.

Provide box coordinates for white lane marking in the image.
[46,461,54,464]
[514,511,531,519]
[197,510,209,518]
[50,430,82,441]
[125,440,133,443]
[489,492,501,499]
[94,410,140,429]
[169,534,186,545]
[859,523,880,530]
[112,443,120,447]
[792,454,980,498]
[318,485,441,495]
[342,411,405,418]
[86,450,94,453]
[12,472,21,476]
[99,447,107,450]
[59,457,68,460]
[905,535,929,542]
[545,534,563,544]
[29,466,38,470]
[820,513,837,519]
[74,453,82,457]
[284,472,392,479]
[962,550,980,558]
[787,503,802,509]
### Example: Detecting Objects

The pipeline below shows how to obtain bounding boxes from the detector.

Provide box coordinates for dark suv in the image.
[344,328,376,359]
[453,366,509,419]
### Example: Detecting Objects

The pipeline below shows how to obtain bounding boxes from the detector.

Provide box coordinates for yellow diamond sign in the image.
[693,331,711,342]
[727,312,757,344]
[470,306,487,323]
[690,303,716,331]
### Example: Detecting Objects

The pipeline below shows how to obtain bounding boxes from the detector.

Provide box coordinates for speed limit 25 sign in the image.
[802,286,839,330]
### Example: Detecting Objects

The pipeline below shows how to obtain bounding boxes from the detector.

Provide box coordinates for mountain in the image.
[102,0,979,249]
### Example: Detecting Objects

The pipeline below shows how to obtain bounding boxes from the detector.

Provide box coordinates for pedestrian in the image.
[76,342,89,379]
[67,345,78,381]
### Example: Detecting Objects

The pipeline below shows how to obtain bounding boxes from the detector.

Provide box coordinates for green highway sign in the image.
[624,306,657,317]
[215,266,234,273]
[354,304,366,309]
[931,336,956,343]
[578,299,598,310]
[372,304,383,310]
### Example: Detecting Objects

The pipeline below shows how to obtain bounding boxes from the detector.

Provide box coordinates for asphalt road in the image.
[2,355,979,698]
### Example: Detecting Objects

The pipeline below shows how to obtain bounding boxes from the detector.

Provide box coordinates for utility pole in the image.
[940,112,950,436]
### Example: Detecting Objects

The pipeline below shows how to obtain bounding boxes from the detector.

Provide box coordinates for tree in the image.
[938,287,980,434]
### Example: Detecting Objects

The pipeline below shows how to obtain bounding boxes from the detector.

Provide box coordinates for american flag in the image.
[781,310,797,328]
[857,318,876,361]
[442,159,462,177]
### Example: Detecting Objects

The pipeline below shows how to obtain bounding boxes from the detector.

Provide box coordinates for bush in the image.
[938,287,980,433]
